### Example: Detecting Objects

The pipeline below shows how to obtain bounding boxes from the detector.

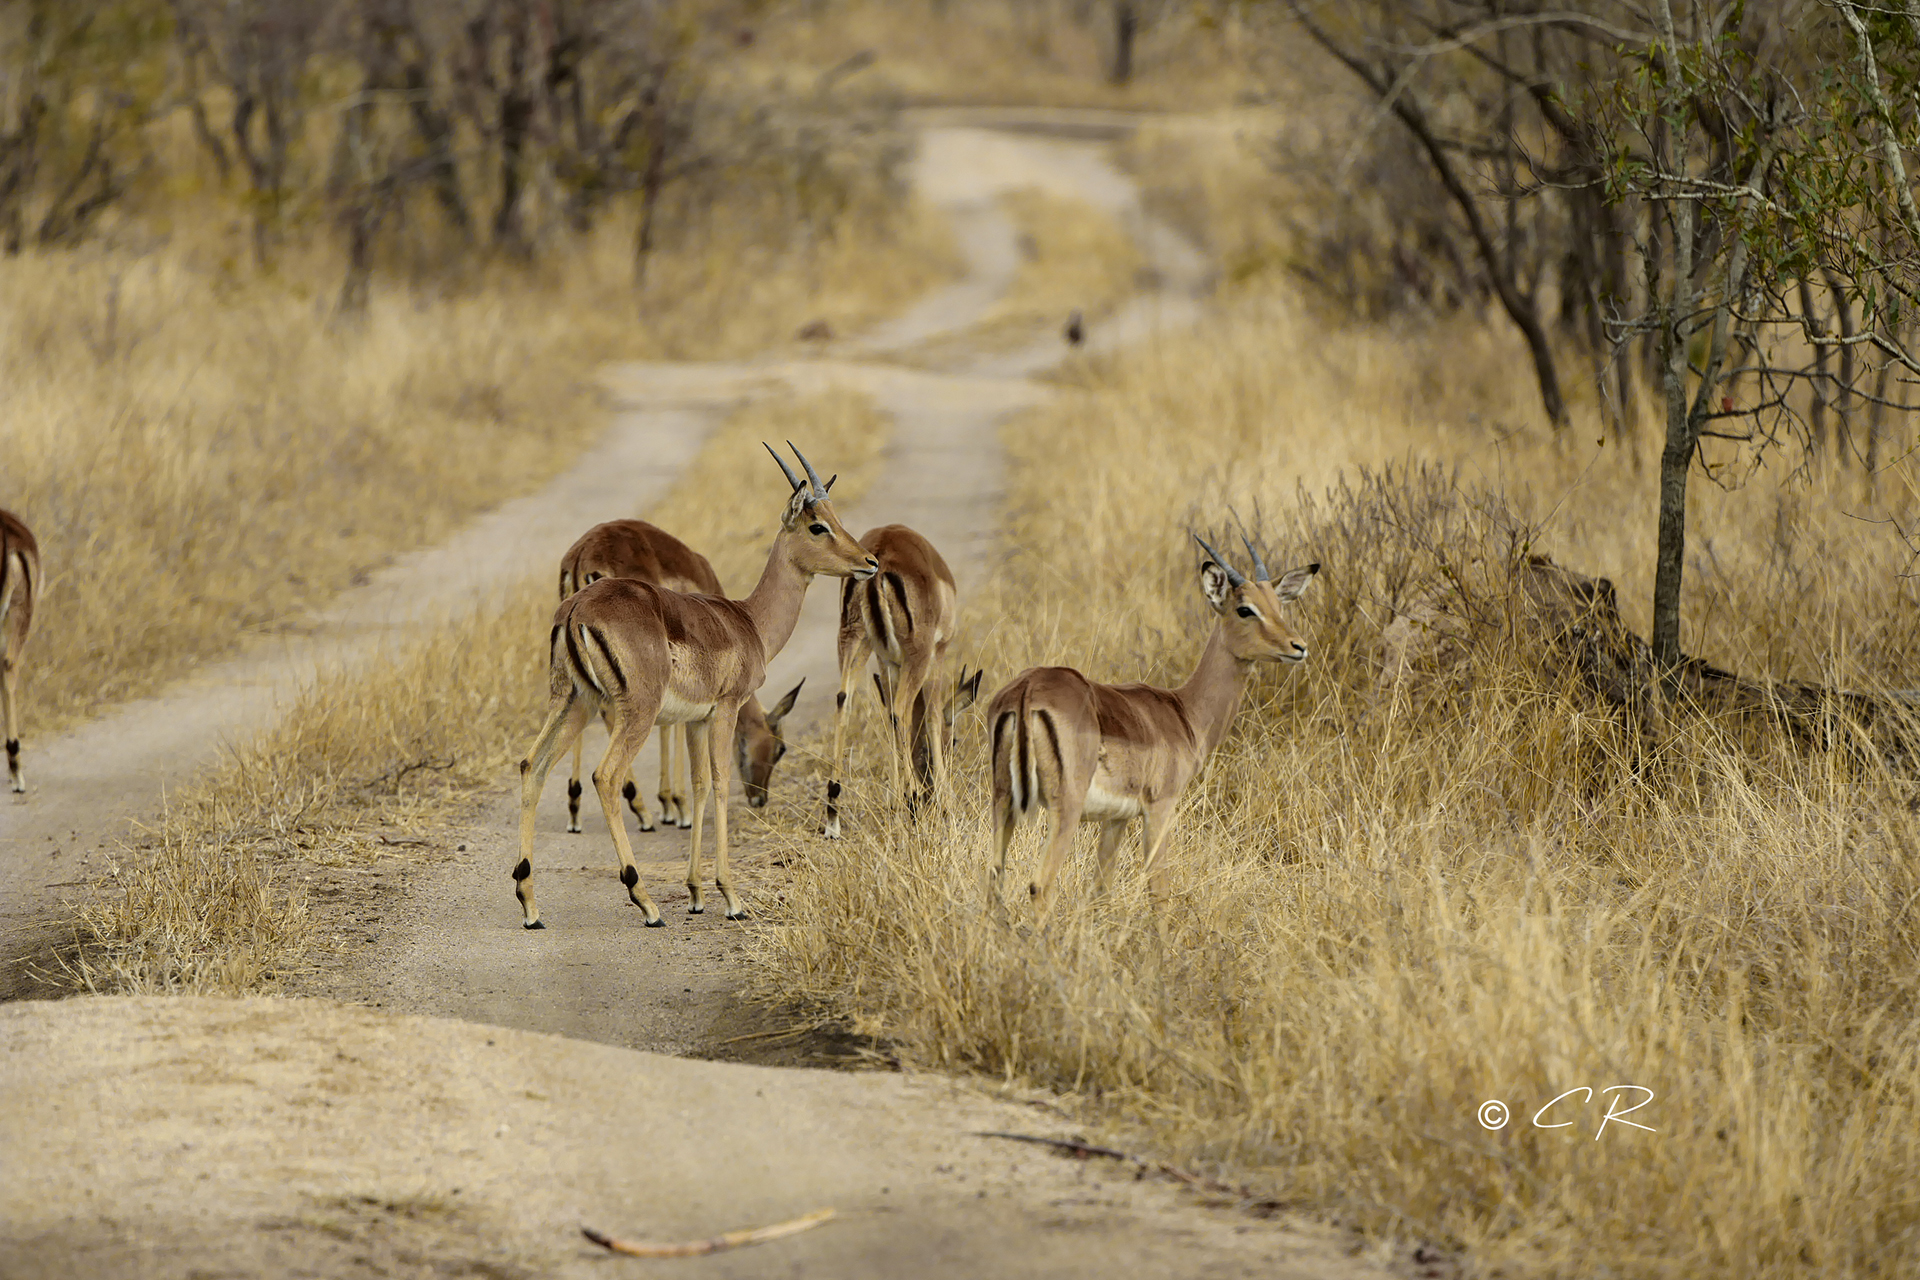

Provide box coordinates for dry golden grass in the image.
[75,388,894,993]
[1,199,953,742]
[748,0,1260,110]
[748,285,1920,1277]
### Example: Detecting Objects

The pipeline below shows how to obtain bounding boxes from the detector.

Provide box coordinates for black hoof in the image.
[524,920,546,930]
[688,905,704,915]
[725,911,749,922]
[644,916,666,929]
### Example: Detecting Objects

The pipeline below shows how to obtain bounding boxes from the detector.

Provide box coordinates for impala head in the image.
[736,678,804,809]
[1193,530,1318,664]
[765,441,880,581]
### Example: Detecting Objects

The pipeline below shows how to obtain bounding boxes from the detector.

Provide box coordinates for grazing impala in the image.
[823,524,978,837]
[513,443,877,929]
[2,508,37,794]
[558,520,804,833]
[988,531,1317,923]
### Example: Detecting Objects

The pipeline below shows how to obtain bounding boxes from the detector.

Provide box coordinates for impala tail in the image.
[552,604,623,710]
[991,677,1055,817]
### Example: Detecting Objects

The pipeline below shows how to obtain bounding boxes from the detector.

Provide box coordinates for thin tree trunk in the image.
[494,8,536,257]
[1826,269,1857,463]
[1651,0,1696,674]
[1800,277,1830,456]
[1110,2,1137,85]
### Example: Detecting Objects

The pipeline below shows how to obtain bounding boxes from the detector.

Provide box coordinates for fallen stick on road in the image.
[581,1207,836,1258]
[976,1131,1284,1205]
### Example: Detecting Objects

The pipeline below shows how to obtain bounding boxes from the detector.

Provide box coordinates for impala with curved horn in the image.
[823,524,983,837]
[514,443,877,928]
[557,520,803,834]
[2,508,37,794]
[987,525,1318,923]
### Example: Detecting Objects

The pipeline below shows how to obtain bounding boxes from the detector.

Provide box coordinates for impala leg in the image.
[671,725,694,828]
[1091,819,1128,894]
[595,707,663,926]
[684,719,713,914]
[657,723,676,829]
[2,651,21,794]
[515,692,591,929]
[991,790,1019,905]
[1030,796,1087,928]
[988,706,1023,903]
[893,653,935,817]
[566,733,585,833]
[825,654,869,840]
[923,679,951,807]
[875,661,905,806]
[826,592,871,838]
[709,705,745,919]
[1139,798,1180,917]
[616,715,653,833]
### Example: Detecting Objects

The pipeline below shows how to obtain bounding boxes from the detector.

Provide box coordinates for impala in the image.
[823,524,980,837]
[558,519,804,833]
[2,508,37,794]
[514,443,877,928]
[988,531,1317,923]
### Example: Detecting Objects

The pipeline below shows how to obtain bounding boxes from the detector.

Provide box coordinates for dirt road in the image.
[2,117,1398,1279]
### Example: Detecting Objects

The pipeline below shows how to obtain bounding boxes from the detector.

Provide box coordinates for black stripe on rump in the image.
[585,625,627,696]
[1035,709,1063,804]
[991,712,1012,791]
[562,620,591,694]
[885,572,914,635]
[864,575,887,648]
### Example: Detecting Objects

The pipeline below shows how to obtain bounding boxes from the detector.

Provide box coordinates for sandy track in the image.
[1,997,1383,1280]
[2,120,1396,1279]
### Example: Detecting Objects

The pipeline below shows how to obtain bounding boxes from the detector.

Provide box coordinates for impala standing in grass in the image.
[987,531,1318,923]
[823,524,981,837]
[2,508,37,794]
[558,519,804,833]
[514,444,877,929]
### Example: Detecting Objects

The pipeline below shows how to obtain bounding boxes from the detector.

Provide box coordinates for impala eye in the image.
[809,523,829,535]
[1236,606,1257,618]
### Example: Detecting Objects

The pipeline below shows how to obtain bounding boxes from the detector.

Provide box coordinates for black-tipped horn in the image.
[787,440,828,499]
[765,441,803,492]
[1192,532,1246,587]
[1229,506,1271,581]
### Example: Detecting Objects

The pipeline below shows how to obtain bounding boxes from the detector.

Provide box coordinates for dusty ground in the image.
[0,997,1397,1280]
[2,117,1406,1279]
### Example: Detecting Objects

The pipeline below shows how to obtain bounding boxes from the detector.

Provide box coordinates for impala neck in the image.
[1175,623,1253,754]
[741,526,812,660]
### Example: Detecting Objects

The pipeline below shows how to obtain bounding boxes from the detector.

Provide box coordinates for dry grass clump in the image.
[0,198,952,739]
[75,389,893,994]
[750,290,1920,1276]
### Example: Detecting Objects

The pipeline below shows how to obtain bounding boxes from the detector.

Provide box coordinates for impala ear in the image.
[825,473,837,493]
[782,487,812,530]
[1273,563,1321,603]
[766,678,805,726]
[950,666,983,715]
[1199,559,1234,611]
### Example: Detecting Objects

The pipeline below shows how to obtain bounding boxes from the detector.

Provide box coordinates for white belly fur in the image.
[1079,781,1145,823]
[656,689,718,725]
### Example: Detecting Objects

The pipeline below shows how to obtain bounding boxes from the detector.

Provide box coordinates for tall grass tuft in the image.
[749,286,1920,1277]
